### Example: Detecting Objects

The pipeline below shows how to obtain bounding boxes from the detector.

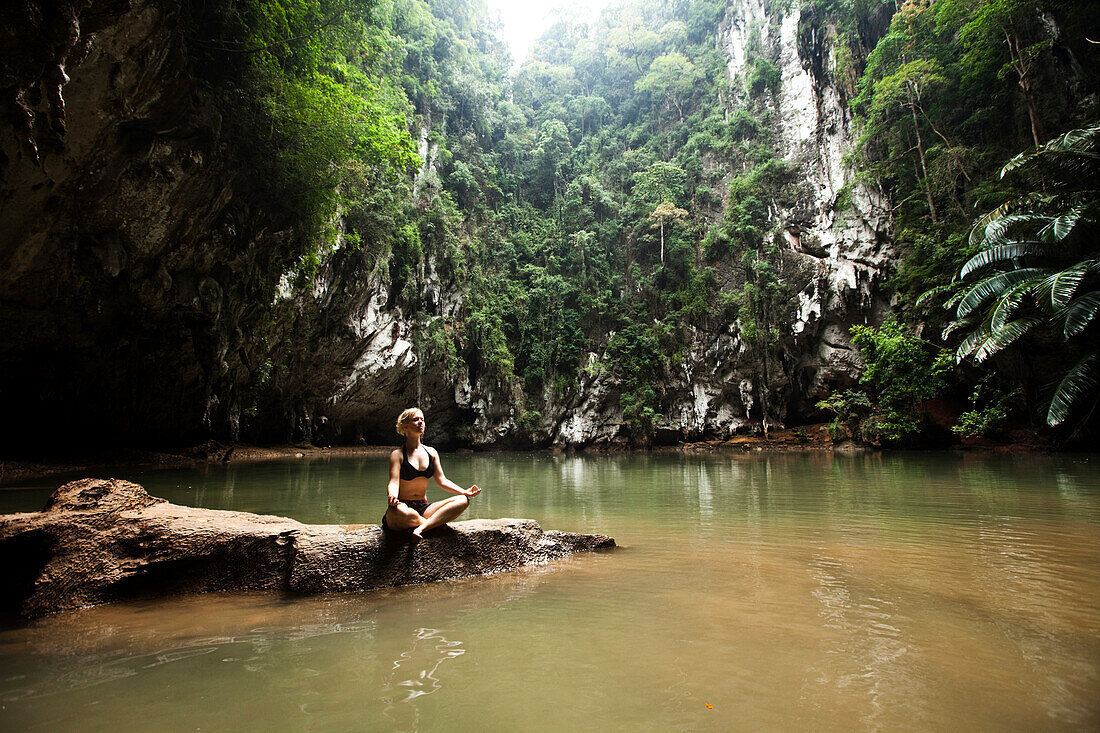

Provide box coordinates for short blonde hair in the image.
[396,408,423,436]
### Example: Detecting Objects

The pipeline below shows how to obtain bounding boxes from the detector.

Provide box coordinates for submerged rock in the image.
[0,479,615,618]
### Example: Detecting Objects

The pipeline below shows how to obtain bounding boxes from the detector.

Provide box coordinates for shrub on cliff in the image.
[849,321,952,445]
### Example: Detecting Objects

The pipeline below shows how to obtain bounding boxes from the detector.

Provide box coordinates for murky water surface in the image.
[1,451,1099,731]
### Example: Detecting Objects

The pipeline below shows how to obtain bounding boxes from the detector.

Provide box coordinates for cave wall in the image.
[0,0,302,448]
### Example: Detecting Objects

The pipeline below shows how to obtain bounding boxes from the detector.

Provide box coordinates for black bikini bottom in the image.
[381,499,429,530]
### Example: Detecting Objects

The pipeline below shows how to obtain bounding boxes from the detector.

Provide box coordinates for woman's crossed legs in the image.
[384,495,470,543]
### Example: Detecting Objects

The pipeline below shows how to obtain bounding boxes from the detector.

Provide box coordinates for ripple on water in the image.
[1,452,1099,731]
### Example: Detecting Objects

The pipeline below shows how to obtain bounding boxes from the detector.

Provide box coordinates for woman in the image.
[383,407,480,543]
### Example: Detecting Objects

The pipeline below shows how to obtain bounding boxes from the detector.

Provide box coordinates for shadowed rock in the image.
[0,479,615,618]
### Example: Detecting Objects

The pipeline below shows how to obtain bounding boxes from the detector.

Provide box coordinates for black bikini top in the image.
[400,444,435,481]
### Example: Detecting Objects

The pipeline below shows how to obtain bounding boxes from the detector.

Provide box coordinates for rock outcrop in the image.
[0,479,615,618]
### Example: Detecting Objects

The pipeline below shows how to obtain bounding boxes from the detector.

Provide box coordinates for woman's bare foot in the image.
[410,528,424,545]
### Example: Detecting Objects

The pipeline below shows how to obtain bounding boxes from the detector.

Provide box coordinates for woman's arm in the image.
[430,448,481,497]
[387,450,402,506]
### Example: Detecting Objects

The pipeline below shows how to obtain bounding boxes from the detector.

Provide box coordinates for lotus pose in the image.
[383,407,480,543]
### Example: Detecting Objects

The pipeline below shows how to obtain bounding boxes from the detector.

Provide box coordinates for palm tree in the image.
[924,122,1100,426]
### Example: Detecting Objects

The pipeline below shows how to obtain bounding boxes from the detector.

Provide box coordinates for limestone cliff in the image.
[322,0,897,446]
[652,0,895,438]
[0,0,894,450]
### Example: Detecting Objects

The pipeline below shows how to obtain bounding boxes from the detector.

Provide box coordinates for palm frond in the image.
[980,214,1049,247]
[1011,154,1100,190]
[944,288,966,310]
[955,324,990,361]
[916,283,955,308]
[1052,123,1100,152]
[1047,351,1100,426]
[973,317,1041,362]
[967,193,1049,247]
[990,282,1032,330]
[1037,205,1084,243]
[1035,263,1087,310]
[950,122,1100,423]
[956,268,1044,318]
[1000,148,1038,178]
[942,313,978,341]
[1001,123,1100,178]
[1063,291,1100,338]
[969,207,1001,248]
[960,243,1040,279]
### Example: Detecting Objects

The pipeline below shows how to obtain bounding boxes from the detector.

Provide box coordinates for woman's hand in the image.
[464,485,481,497]
[388,495,402,507]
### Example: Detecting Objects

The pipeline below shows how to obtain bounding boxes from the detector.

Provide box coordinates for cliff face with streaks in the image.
[650,0,896,438]
[400,0,897,446]
[0,0,893,450]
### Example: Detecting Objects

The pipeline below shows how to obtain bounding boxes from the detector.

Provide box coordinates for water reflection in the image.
[1,452,1099,730]
[0,596,381,704]
[802,551,918,729]
[5,451,1100,530]
[381,626,466,723]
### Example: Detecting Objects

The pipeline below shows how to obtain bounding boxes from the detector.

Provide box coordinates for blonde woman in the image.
[383,407,481,543]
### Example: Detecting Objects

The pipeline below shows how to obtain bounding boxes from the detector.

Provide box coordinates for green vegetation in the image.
[375,0,800,442]
[816,389,872,440]
[834,0,1098,442]
[816,322,952,445]
[182,0,1097,444]
[184,0,419,243]
[848,0,1098,313]
[936,123,1100,427]
[953,378,1019,438]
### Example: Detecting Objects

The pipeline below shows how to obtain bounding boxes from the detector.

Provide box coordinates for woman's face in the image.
[407,411,425,435]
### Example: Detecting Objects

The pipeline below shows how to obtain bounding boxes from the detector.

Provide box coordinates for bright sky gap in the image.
[484,0,614,67]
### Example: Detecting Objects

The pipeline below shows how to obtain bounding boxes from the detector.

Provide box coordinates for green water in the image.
[1,451,1099,731]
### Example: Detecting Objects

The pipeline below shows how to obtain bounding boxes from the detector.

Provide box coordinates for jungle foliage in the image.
[202,0,800,441]
[846,0,1098,308]
[839,0,1099,439]
[934,123,1100,428]
[185,0,1098,443]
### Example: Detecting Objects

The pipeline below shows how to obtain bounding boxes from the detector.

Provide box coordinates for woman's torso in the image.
[396,444,435,500]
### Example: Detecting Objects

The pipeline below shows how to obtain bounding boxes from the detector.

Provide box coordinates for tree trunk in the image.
[1003,27,1042,147]
[919,103,972,181]
[908,94,937,223]
[1023,89,1041,149]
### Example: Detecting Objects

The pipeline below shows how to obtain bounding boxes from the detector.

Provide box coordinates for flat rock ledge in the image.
[0,478,615,618]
